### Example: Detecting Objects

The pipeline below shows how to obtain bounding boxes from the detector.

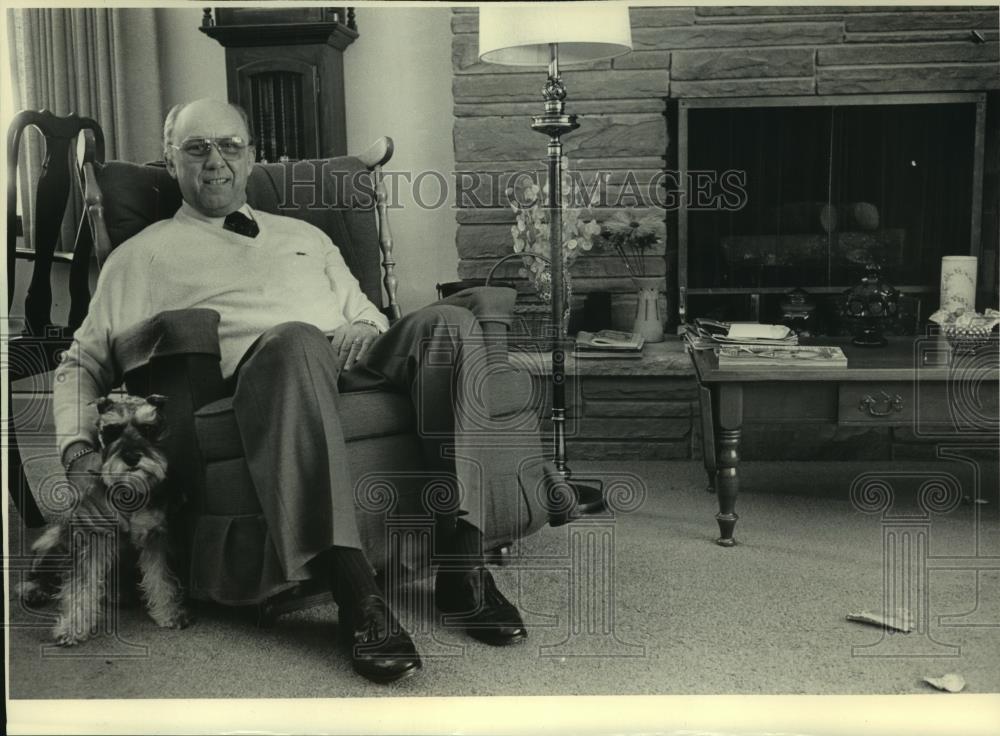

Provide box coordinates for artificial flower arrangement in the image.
[506,162,668,299]
[598,209,667,279]
[928,306,1000,353]
[507,159,602,301]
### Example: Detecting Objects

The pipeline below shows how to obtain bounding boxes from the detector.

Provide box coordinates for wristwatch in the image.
[352,319,385,334]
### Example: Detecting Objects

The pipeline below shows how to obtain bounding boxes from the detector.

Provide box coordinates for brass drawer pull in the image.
[858,391,904,417]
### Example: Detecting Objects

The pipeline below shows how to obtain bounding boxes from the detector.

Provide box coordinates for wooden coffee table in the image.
[690,335,999,546]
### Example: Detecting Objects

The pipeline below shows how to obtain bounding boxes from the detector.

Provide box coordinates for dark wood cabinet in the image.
[200,7,357,161]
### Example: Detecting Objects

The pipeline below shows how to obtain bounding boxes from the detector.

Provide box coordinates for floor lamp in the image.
[478,6,633,522]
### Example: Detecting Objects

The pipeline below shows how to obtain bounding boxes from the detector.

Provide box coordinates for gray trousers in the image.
[230,304,506,581]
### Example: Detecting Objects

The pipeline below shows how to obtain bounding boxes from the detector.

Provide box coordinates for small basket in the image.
[509,297,558,350]
[943,325,997,355]
[487,252,558,351]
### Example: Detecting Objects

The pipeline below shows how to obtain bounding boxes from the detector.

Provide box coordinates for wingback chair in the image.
[79,136,550,620]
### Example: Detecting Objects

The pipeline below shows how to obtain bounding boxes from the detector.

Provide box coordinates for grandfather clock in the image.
[200,7,357,161]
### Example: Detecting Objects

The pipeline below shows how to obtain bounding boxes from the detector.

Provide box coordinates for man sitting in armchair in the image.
[53,98,550,684]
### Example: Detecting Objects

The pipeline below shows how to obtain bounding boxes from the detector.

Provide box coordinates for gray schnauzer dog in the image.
[17,394,191,645]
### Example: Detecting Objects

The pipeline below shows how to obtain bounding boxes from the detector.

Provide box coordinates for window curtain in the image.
[6,8,165,251]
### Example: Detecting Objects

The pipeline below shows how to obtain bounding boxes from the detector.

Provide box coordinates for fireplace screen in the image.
[679,94,984,328]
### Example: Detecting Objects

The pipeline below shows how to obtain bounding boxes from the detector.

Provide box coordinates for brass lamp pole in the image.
[530,44,605,518]
[478,7,633,522]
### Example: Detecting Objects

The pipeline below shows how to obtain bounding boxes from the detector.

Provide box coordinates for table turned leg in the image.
[715,428,741,547]
[697,385,717,494]
[712,383,743,547]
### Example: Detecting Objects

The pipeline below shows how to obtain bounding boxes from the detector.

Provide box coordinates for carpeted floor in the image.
[7,456,999,701]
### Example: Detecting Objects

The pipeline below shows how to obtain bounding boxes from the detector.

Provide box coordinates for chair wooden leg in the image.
[7,422,47,528]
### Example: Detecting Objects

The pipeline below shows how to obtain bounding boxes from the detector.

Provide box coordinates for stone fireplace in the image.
[452,5,999,332]
[451,5,999,460]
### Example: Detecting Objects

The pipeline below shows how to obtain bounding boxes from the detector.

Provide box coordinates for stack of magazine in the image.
[715,344,848,368]
[683,319,848,368]
[683,318,799,349]
[574,330,646,359]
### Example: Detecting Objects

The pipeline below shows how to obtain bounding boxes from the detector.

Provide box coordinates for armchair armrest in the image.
[114,309,222,371]
[112,309,229,502]
[435,285,517,362]
[367,137,401,322]
[113,308,228,413]
[434,286,532,420]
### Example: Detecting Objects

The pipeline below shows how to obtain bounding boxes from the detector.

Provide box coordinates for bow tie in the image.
[223,211,259,238]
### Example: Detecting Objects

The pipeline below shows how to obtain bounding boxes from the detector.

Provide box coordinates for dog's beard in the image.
[100,447,168,485]
[101,449,168,514]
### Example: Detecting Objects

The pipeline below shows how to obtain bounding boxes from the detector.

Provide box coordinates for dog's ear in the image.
[146,394,168,410]
[94,396,114,414]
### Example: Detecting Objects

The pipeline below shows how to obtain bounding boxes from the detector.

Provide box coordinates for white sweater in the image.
[53,203,389,453]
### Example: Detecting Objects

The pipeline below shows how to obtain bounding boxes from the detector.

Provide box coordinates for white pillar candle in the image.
[939,256,978,315]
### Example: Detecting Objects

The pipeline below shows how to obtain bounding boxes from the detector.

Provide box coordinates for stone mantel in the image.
[510,337,694,378]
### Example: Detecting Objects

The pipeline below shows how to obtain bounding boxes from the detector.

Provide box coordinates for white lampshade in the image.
[478,4,633,66]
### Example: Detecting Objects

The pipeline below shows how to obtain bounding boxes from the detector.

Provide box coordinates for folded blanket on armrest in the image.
[112,308,228,422]
[111,309,228,511]
[113,308,222,375]
[434,286,517,364]
[432,286,534,420]
[434,286,516,329]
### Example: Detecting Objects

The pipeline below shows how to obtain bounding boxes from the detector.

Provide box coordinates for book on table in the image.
[716,344,848,368]
[574,330,645,358]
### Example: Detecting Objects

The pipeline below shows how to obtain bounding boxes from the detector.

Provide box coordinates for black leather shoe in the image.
[436,567,527,646]
[340,594,422,683]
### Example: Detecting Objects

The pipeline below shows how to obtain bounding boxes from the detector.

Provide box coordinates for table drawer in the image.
[840,380,999,430]
[839,383,918,424]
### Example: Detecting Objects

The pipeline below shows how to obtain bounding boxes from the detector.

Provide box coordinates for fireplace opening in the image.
[678,93,985,335]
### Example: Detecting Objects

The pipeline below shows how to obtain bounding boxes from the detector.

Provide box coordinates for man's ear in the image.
[246,145,255,173]
[165,151,178,179]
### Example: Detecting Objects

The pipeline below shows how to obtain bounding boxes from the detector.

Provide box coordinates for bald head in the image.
[163,98,252,154]
[163,98,256,218]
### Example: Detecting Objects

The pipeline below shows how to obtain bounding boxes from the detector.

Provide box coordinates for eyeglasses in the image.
[170,136,250,161]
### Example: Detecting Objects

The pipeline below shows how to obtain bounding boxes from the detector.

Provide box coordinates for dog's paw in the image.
[172,608,194,629]
[52,617,92,646]
[154,607,194,630]
[53,627,89,647]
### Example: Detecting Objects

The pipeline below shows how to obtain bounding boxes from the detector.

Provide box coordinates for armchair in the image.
[80,137,550,617]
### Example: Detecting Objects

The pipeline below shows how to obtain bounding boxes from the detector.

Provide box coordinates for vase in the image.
[939,256,977,315]
[514,265,573,350]
[632,276,665,343]
[840,262,899,347]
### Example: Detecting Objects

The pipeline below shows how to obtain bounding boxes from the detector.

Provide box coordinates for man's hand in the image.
[63,446,103,516]
[329,321,381,372]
